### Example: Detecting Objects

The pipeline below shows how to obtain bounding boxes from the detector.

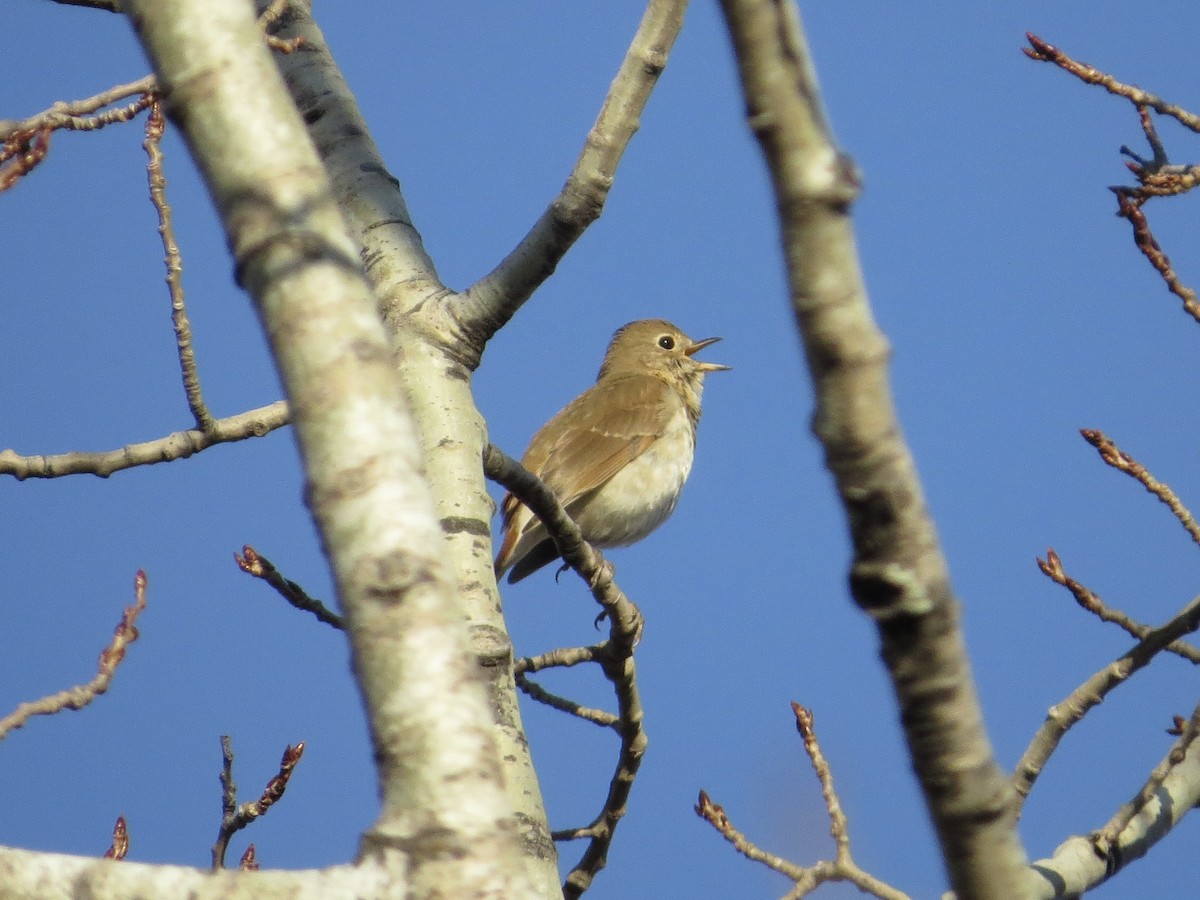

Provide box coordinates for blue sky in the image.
[5,2,1200,897]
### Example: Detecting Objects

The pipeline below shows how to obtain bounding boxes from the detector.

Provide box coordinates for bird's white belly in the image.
[575,414,695,548]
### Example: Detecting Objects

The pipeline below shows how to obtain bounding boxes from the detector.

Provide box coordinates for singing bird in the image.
[494,319,728,583]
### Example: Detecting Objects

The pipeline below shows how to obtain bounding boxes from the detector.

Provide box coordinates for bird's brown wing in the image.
[532,374,673,508]
[495,374,674,575]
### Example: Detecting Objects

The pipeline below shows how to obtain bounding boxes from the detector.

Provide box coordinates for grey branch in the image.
[718,1,1030,897]
[0,401,289,479]
[458,0,689,340]
[1011,592,1200,806]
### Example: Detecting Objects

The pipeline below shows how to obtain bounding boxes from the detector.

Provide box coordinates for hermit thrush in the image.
[494,319,728,583]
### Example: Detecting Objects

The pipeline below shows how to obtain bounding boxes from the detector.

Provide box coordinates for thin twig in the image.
[0,127,52,192]
[1037,548,1200,663]
[0,400,289,479]
[1012,592,1200,806]
[696,790,807,880]
[1023,33,1200,133]
[1023,35,1200,324]
[459,0,689,338]
[211,736,305,869]
[695,705,909,899]
[46,0,120,11]
[235,545,344,629]
[0,77,156,142]
[1111,193,1200,323]
[0,571,148,741]
[1081,429,1200,547]
[514,672,618,728]
[143,100,216,432]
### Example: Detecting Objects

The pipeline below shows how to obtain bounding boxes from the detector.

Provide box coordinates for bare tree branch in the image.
[514,669,619,729]
[0,571,148,741]
[0,401,290,479]
[143,99,217,432]
[1037,548,1200,664]
[458,0,689,341]
[44,0,120,11]
[1094,698,1200,856]
[264,3,444,320]
[1113,191,1200,322]
[1022,705,1200,898]
[482,443,645,895]
[1011,592,1200,806]
[483,443,642,638]
[0,126,52,191]
[696,705,908,899]
[212,737,305,869]
[235,545,344,630]
[1023,33,1200,133]
[0,76,155,143]
[718,2,1029,896]
[1024,35,1200,324]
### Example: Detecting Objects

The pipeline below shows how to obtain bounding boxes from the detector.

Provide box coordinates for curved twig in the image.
[483,443,645,896]
[0,571,148,741]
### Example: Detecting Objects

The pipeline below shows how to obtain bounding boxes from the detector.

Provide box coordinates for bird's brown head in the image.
[597,319,730,381]
[597,319,730,426]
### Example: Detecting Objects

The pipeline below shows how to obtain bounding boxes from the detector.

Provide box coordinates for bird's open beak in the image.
[685,336,731,372]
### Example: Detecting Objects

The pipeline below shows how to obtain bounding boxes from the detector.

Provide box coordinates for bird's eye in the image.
[657,335,675,350]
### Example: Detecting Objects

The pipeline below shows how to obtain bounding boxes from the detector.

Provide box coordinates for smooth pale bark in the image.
[120,0,538,896]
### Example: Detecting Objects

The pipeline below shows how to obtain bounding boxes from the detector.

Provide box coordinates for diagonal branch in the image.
[1037,548,1200,663]
[0,401,289,479]
[1023,33,1200,133]
[0,571,148,741]
[458,0,689,341]
[235,545,345,630]
[0,76,156,143]
[1011,592,1200,806]
[1080,429,1200,547]
[1023,698,1200,896]
[483,443,642,639]
[719,2,1029,897]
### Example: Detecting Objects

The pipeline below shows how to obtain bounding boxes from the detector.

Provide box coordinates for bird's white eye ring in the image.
[657,335,675,350]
